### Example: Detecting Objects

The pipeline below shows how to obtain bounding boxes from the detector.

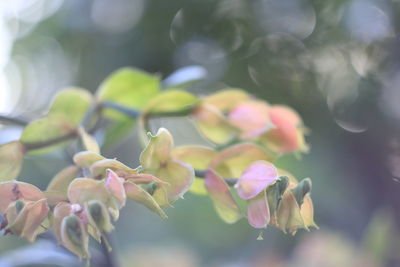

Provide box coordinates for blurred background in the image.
[0,0,400,266]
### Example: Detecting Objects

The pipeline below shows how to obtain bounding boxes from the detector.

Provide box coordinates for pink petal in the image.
[235,161,278,200]
[247,190,270,229]
[228,100,273,138]
[105,169,126,208]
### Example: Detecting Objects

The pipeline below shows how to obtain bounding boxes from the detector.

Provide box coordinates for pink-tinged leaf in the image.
[228,100,274,138]
[172,146,218,195]
[151,159,194,206]
[276,190,307,235]
[53,202,73,244]
[89,159,137,179]
[247,190,270,229]
[191,104,237,144]
[235,161,278,200]
[124,180,167,218]
[204,169,241,224]
[125,173,168,185]
[67,178,109,205]
[301,195,318,229]
[20,199,49,242]
[269,105,302,126]
[0,181,45,212]
[140,128,174,170]
[73,151,105,168]
[44,190,69,207]
[261,105,308,154]
[202,89,250,111]
[105,169,126,208]
[6,199,49,242]
[210,143,275,178]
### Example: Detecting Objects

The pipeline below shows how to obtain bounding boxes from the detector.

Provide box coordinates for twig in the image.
[194,169,238,186]
[0,115,28,126]
[100,233,119,267]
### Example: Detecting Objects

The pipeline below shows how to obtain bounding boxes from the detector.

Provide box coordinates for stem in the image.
[101,101,140,118]
[23,131,78,151]
[100,233,119,267]
[194,169,238,186]
[0,115,28,126]
[22,104,103,151]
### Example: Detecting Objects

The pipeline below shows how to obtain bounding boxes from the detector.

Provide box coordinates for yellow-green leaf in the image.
[0,141,25,181]
[20,115,76,154]
[202,89,250,111]
[151,159,194,206]
[140,128,173,171]
[191,104,237,144]
[78,127,100,154]
[204,169,241,224]
[73,151,105,168]
[124,180,167,218]
[210,142,275,178]
[97,67,160,119]
[172,145,217,195]
[48,88,93,126]
[142,89,198,114]
[47,165,80,194]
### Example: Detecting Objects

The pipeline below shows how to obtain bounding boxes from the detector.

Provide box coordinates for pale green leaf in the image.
[0,141,25,181]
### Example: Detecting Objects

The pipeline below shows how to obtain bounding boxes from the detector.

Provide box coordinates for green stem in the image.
[23,131,79,151]
[0,115,28,126]
[194,170,238,186]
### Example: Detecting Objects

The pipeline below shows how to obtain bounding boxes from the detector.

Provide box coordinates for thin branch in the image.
[100,233,119,267]
[23,131,78,151]
[0,115,28,126]
[101,101,140,118]
[194,170,238,186]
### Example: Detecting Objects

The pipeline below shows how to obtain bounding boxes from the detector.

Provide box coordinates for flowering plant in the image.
[0,67,317,263]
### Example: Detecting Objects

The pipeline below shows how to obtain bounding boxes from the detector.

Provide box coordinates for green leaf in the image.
[78,127,100,154]
[124,180,167,218]
[0,141,25,181]
[210,142,275,178]
[47,165,80,194]
[172,145,217,195]
[192,104,237,145]
[102,118,135,151]
[140,128,173,171]
[202,89,250,111]
[142,89,198,114]
[20,115,76,154]
[49,88,93,126]
[151,159,194,207]
[97,67,160,119]
[73,151,105,168]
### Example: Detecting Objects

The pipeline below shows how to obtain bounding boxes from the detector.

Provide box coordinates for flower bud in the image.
[61,214,90,259]
[87,200,114,233]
